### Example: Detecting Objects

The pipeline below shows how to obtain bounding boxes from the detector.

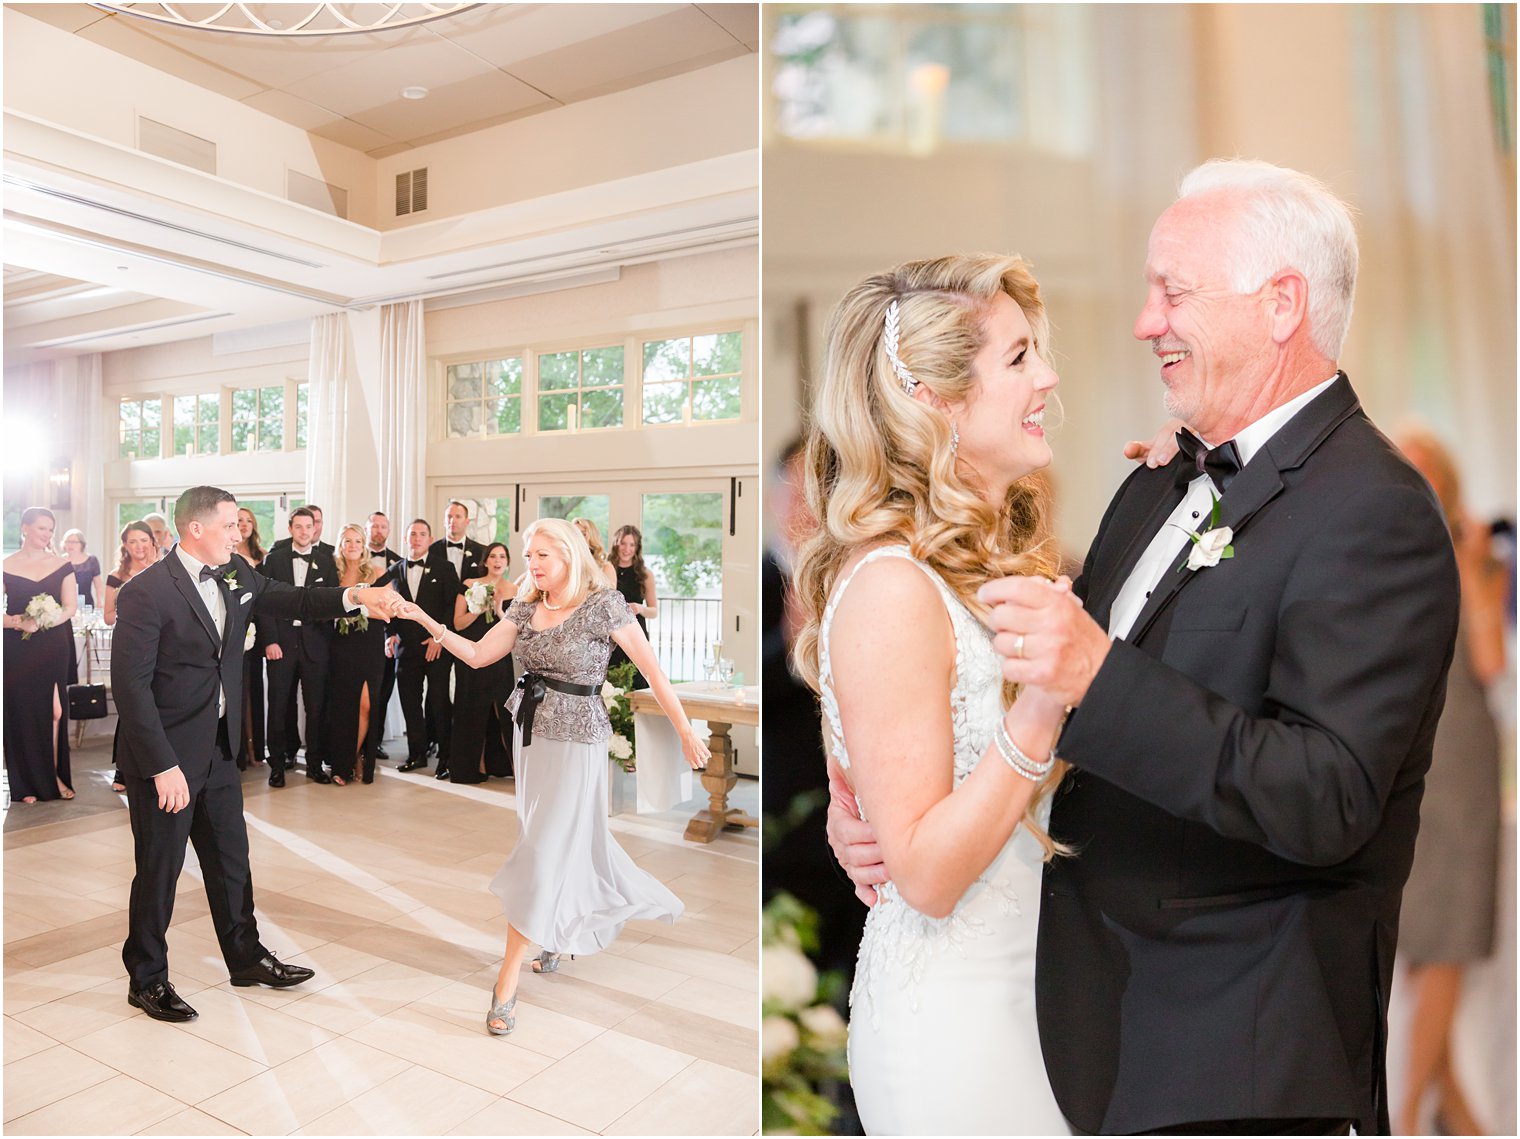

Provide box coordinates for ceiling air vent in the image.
[287,170,348,220]
[137,116,216,175]
[395,167,429,216]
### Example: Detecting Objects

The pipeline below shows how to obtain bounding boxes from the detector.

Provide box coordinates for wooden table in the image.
[629,682,758,843]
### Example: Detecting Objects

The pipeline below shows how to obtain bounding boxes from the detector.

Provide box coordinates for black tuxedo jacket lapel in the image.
[166,549,221,651]
[1124,374,1360,646]
[1084,474,1188,632]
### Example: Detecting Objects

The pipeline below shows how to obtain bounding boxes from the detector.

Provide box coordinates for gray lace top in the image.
[504,587,634,744]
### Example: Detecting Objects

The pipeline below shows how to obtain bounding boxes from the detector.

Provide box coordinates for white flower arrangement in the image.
[762,893,849,1133]
[604,661,638,773]
[608,733,633,761]
[22,594,63,640]
[465,581,499,624]
[1174,492,1236,573]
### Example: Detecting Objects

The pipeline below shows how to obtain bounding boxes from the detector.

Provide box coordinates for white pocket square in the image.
[240,593,253,605]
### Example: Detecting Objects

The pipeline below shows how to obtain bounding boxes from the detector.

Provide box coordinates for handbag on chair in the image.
[68,683,108,720]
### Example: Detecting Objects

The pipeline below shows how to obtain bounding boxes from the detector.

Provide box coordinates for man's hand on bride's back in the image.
[825,754,888,907]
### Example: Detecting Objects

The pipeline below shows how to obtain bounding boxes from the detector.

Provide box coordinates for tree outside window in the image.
[447,358,522,438]
[643,332,743,425]
[231,386,285,452]
[172,393,220,457]
[538,347,624,433]
[119,398,161,459]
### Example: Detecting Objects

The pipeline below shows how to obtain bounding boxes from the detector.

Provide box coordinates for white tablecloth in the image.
[632,683,758,813]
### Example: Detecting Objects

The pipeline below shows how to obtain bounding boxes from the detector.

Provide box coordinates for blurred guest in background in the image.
[396,518,458,775]
[450,541,516,784]
[608,524,657,691]
[3,507,78,802]
[366,511,403,762]
[573,517,618,587]
[104,520,159,792]
[259,507,338,787]
[326,523,390,786]
[235,507,268,770]
[1395,425,1506,1137]
[141,512,174,559]
[61,528,101,608]
[104,521,158,627]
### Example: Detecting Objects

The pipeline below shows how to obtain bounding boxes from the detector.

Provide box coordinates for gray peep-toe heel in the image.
[486,988,517,1035]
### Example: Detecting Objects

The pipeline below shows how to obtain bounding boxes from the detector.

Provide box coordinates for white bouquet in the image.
[244,623,258,653]
[465,581,498,624]
[22,594,64,640]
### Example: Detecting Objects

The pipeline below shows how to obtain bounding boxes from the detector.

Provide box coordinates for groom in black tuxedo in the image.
[112,486,400,1022]
[977,162,1459,1134]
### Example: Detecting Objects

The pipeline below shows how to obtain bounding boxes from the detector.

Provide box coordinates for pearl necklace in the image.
[540,593,564,611]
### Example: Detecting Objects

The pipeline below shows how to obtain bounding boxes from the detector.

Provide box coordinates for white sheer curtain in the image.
[305,312,351,523]
[378,299,427,528]
[69,354,105,555]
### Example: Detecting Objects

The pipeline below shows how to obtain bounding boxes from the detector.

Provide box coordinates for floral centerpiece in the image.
[603,661,638,773]
[465,580,499,624]
[22,594,64,640]
[762,892,850,1135]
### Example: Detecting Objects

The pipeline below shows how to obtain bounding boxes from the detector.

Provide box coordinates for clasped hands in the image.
[825,573,1111,904]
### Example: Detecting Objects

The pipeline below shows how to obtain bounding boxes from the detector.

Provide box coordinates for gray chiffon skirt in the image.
[490,730,682,955]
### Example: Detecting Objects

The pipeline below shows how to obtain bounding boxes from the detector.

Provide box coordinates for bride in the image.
[790,253,1076,1134]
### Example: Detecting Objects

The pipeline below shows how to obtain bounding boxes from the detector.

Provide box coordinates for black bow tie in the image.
[446,541,464,550]
[292,550,313,562]
[1175,431,1243,495]
[407,559,426,569]
[198,564,225,583]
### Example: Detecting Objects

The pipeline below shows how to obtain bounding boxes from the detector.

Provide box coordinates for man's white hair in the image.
[1179,159,1359,359]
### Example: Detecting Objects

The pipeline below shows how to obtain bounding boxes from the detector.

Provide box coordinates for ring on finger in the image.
[1012,633,1026,660]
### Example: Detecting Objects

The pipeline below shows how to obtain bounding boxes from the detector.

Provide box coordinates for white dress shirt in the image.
[1106,375,1340,642]
[406,557,425,598]
[444,539,465,577]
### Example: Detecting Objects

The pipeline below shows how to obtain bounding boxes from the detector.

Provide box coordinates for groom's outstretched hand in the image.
[825,755,887,907]
[979,575,1110,709]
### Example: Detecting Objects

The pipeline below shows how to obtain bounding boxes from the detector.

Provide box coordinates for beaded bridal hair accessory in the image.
[883,300,917,395]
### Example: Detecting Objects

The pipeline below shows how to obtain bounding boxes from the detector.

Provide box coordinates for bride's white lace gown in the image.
[821,546,1070,1135]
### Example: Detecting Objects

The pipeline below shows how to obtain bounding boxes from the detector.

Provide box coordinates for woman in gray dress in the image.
[393,517,710,1036]
[1395,426,1506,1137]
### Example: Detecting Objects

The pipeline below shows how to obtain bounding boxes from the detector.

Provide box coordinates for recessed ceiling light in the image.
[401,86,429,101]
[117,265,129,271]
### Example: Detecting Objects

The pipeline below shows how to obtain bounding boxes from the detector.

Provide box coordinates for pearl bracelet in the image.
[431,625,446,645]
[994,720,1056,782]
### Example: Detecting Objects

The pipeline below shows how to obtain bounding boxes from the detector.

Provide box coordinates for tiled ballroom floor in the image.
[3,739,759,1136]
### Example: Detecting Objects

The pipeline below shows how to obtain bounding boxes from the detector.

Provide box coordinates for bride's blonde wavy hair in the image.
[792,253,1070,859]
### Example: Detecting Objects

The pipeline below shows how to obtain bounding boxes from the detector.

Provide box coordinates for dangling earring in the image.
[950,421,960,453]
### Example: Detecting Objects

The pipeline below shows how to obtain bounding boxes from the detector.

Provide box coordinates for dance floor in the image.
[3,736,760,1135]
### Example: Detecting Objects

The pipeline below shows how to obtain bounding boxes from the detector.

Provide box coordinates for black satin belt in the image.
[514,672,600,746]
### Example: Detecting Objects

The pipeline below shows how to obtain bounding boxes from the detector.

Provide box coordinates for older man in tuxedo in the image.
[832,160,1460,1134]
[112,486,399,1022]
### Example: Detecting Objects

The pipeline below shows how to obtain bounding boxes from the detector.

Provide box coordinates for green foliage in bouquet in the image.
[604,661,638,773]
[762,892,850,1135]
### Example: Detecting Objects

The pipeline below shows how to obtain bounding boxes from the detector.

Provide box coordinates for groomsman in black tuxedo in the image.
[259,507,340,788]
[394,518,459,773]
[112,486,399,1022]
[426,500,485,778]
[268,503,334,761]
[365,511,403,762]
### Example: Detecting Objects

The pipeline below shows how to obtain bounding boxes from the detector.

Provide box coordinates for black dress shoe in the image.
[128,980,198,1022]
[455,772,487,785]
[229,953,316,989]
[268,767,286,788]
[307,769,332,784]
[434,766,450,780]
[398,758,426,772]
[374,746,389,760]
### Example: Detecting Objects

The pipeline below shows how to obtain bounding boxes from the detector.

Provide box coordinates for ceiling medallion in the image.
[89,3,479,38]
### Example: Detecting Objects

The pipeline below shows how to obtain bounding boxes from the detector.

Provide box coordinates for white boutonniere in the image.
[224,572,239,592]
[1174,493,1235,573]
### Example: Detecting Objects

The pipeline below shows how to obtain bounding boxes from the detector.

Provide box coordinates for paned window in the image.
[537,347,624,433]
[446,358,523,438]
[642,332,743,425]
[172,393,220,457]
[230,386,284,452]
[119,398,161,460]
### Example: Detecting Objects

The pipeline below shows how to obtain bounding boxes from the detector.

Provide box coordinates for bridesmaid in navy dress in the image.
[3,507,78,802]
